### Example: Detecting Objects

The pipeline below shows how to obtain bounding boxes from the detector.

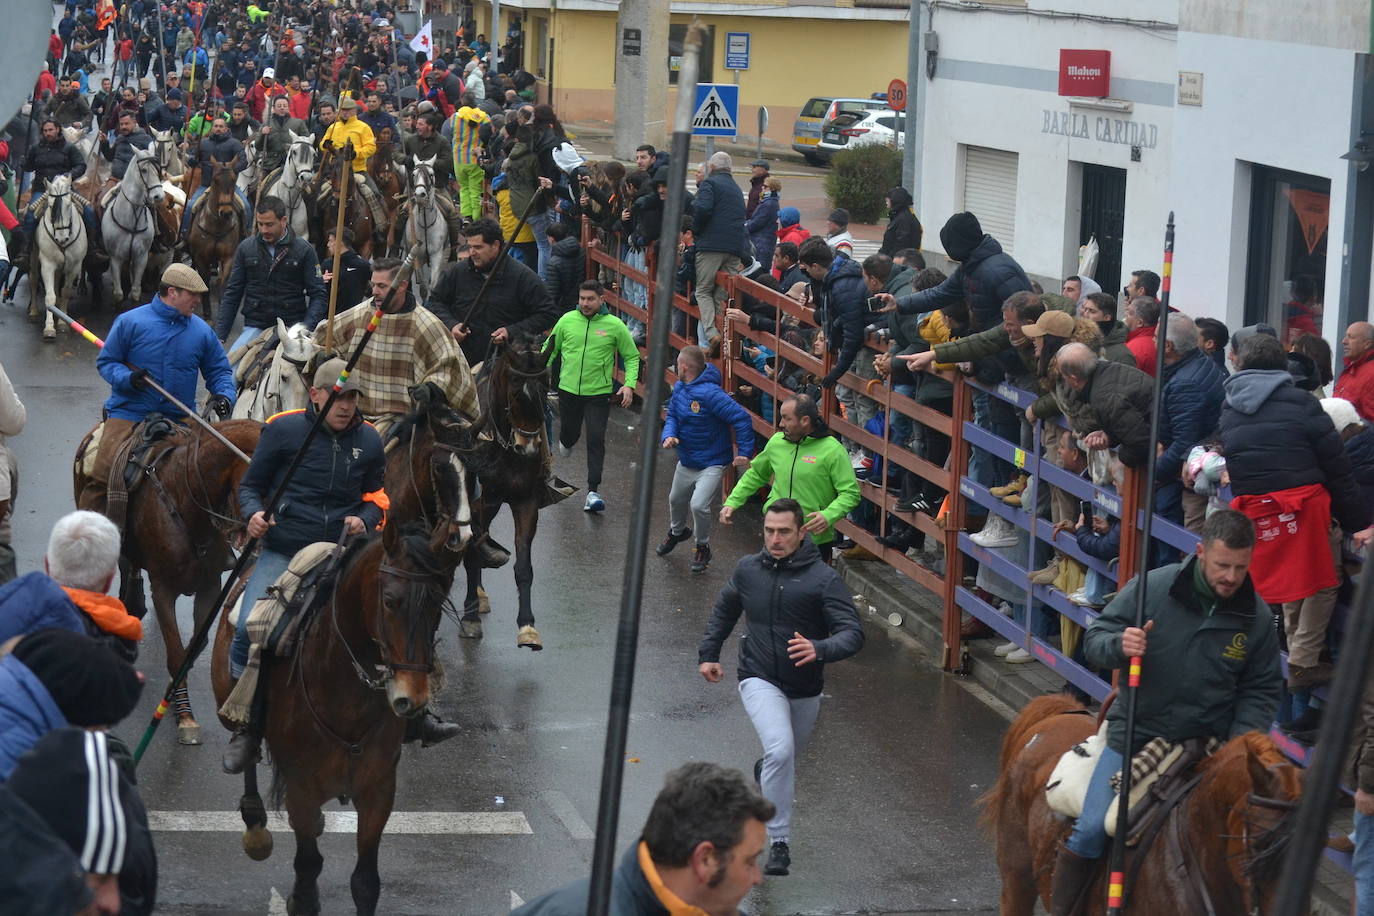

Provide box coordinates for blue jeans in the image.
[23,195,99,242]
[1356,810,1374,915]
[1066,744,1125,858]
[228,325,264,354]
[527,208,551,280]
[182,184,250,233]
[890,383,918,450]
[229,547,293,678]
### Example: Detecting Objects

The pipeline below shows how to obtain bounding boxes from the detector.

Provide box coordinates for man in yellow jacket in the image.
[320,96,388,231]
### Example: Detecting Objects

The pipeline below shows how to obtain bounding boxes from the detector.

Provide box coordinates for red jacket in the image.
[49,34,63,59]
[35,70,56,99]
[1336,349,1374,421]
[776,223,810,248]
[1126,324,1157,377]
[1232,483,1337,604]
[245,79,285,122]
[288,90,312,121]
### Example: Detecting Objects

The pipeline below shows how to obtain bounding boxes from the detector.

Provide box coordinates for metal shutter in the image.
[961,146,1019,253]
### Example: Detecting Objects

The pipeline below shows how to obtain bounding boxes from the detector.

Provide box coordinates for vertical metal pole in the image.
[584,22,702,916]
[905,0,925,209]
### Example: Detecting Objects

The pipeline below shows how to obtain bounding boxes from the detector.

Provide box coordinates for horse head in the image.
[210,163,237,216]
[45,173,72,225]
[129,148,166,205]
[373,520,456,718]
[410,155,435,207]
[285,129,316,184]
[151,128,181,176]
[1206,732,1303,914]
[492,331,549,458]
[275,318,320,367]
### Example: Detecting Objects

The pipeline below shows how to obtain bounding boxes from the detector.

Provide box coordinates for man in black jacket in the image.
[182,116,248,233]
[542,220,582,312]
[798,236,872,458]
[426,218,559,367]
[698,498,864,877]
[216,195,328,351]
[323,227,372,313]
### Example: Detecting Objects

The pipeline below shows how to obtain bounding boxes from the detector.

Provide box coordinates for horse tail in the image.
[977,693,1086,834]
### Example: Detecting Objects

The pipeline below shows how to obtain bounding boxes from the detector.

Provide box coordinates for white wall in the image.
[1169,31,1354,334]
[916,5,1178,287]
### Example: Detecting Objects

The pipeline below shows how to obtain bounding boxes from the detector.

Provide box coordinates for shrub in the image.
[824,143,903,224]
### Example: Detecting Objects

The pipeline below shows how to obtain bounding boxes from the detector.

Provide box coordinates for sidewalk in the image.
[834,553,1356,916]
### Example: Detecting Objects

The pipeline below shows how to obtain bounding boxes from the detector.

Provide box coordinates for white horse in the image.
[236,131,260,204]
[405,155,449,302]
[101,147,165,306]
[151,127,186,183]
[229,319,320,421]
[32,173,88,341]
[257,130,316,239]
[62,124,99,165]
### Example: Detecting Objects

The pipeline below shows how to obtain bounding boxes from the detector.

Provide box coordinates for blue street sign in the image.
[725,31,750,70]
[691,83,740,137]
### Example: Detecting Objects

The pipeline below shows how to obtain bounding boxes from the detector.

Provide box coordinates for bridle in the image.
[1234,792,1298,916]
[482,342,547,450]
[40,180,82,248]
[276,138,315,215]
[112,156,162,235]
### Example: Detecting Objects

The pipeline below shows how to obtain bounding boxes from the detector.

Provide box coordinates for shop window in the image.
[669,24,714,85]
[1244,165,1330,344]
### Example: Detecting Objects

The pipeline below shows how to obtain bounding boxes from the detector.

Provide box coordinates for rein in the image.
[111,160,160,235]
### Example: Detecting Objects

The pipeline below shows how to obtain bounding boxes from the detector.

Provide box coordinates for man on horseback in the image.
[254,94,307,176]
[78,264,236,518]
[182,115,249,234]
[215,195,328,353]
[13,119,98,265]
[223,358,459,772]
[1054,509,1281,915]
[404,109,464,243]
[99,110,153,182]
[314,257,480,439]
[320,95,389,231]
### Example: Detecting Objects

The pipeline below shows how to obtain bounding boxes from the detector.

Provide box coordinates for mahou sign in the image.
[1059,49,1111,97]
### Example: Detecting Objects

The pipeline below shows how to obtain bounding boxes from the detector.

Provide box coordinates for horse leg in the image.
[108,250,125,305]
[39,258,58,336]
[459,550,484,640]
[284,791,326,916]
[239,764,274,861]
[512,499,541,650]
[118,556,148,619]
[349,771,396,916]
[149,577,202,745]
[130,243,150,304]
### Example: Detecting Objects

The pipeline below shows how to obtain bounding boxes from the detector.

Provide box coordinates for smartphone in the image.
[867,296,884,312]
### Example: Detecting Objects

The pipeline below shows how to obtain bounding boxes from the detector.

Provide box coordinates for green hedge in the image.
[824,144,903,224]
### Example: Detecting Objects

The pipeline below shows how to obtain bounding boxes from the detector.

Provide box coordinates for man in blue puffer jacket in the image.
[1156,313,1227,537]
[78,264,237,518]
[691,151,748,346]
[657,346,754,573]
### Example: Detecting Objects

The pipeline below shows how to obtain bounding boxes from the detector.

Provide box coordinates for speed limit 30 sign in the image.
[887,78,907,112]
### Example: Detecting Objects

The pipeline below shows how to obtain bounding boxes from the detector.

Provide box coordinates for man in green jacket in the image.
[1051,509,1280,914]
[544,280,641,513]
[720,394,861,563]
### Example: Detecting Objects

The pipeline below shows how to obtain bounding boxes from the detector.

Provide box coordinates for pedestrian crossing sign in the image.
[691,84,739,137]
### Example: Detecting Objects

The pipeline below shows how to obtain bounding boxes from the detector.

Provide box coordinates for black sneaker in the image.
[764,841,790,876]
[656,528,692,556]
[690,544,711,573]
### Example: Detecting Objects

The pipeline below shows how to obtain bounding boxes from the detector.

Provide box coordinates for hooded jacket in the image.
[1219,369,1371,533]
[662,364,755,470]
[543,235,583,312]
[722,430,861,545]
[698,537,863,698]
[879,186,922,256]
[0,572,85,645]
[542,307,641,397]
[691,168,747,254]
[814,256,870,385]
[893,214,1031,331]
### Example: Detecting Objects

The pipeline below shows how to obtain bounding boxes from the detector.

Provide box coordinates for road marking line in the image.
[147,811,533,835]
[510,890,526,910]
[269,888,287,915]
[543,790,594,840]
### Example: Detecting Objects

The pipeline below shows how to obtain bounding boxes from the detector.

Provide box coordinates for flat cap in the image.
[313,357,363,393]
[161,262,208,293]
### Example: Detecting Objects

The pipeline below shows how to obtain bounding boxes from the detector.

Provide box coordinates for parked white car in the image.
[817,109,906,158]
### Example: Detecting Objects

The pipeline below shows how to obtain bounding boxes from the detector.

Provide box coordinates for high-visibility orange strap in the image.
[265,407,307,424]
[363,488,390,529]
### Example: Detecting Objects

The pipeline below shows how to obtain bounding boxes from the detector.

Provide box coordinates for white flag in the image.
[409,20,434,56]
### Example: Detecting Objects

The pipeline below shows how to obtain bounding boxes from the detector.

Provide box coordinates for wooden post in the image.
[324,139,352,350]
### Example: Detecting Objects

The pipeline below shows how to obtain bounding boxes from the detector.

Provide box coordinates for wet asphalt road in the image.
[1,294,1010,915]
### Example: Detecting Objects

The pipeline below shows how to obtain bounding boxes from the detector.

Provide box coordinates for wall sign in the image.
[1178,71,1203,106]
[622,28,641,57]
[1041,109,1159,150]
[1059,49,1111,97]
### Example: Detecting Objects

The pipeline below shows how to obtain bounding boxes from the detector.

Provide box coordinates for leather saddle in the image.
[116,415,182,493]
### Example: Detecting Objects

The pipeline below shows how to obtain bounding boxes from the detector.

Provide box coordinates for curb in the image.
[834,554,1352,916]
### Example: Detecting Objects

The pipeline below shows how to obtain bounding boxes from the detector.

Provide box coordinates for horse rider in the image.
[223,358,461,774]
[77,264,236,518]
[99,110,153,184]
[181,115,250,234]
[254,94,307,177]
[314,256,480,441]
[319,95,389,232]
[403,108,464,243]
[1054,509,1281,915]
[145,87,187,138]
[12,118,98,266]
[44,78,92,130]
[426,217,560,369]
[227,100,259,145]
[215,194,328,353]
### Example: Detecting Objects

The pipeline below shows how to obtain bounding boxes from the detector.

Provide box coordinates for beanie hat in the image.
[7,729,131,876]
[939,211,984,261]
[827,208,849,226]
[778,206,800,228]
[433,58,447,70]
[1321,397,1362,434]
[165,87,182,101]
[11,628,143,727]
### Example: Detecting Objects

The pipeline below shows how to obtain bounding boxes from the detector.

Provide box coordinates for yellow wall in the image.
[540,11,905,147]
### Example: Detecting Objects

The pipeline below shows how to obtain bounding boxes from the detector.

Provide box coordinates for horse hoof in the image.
[177,719,202,745]
[286,890,320,916]
[477,586,491,615]
[517,625,543,651]
[458,618,483,640]
[42,328,56,341]
[242,825,273,861]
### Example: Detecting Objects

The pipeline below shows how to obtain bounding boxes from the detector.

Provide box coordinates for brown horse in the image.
[188,163,245,319]
[315,149,376,258]
[210,516,465,916]
[383,399,476,549]
[367,129,404,256]
[459,334,556,650]
[73,418,262,744]
[980,695,1303,915]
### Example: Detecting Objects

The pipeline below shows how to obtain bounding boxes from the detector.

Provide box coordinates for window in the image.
[800,98,832,119]
[1244,165,1330,344]
[962,145,1019,253]
[669,24,714,84]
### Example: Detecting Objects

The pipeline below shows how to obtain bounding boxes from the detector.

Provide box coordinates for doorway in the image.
[1244,165,1330,343]
[1079,164,1127,299]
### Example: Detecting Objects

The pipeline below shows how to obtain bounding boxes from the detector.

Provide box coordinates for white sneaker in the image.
[1067,589,1103,608]
[584,491,605,513]
[994,641,1018,657]
[1005,647,1034,663]
[970,515,1018,548]
[558,443,572,458]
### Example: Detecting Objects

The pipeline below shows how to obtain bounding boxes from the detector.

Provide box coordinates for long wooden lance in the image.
[130,243,424,765]
[43,302,252,465]
[1105,213,1174,916]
